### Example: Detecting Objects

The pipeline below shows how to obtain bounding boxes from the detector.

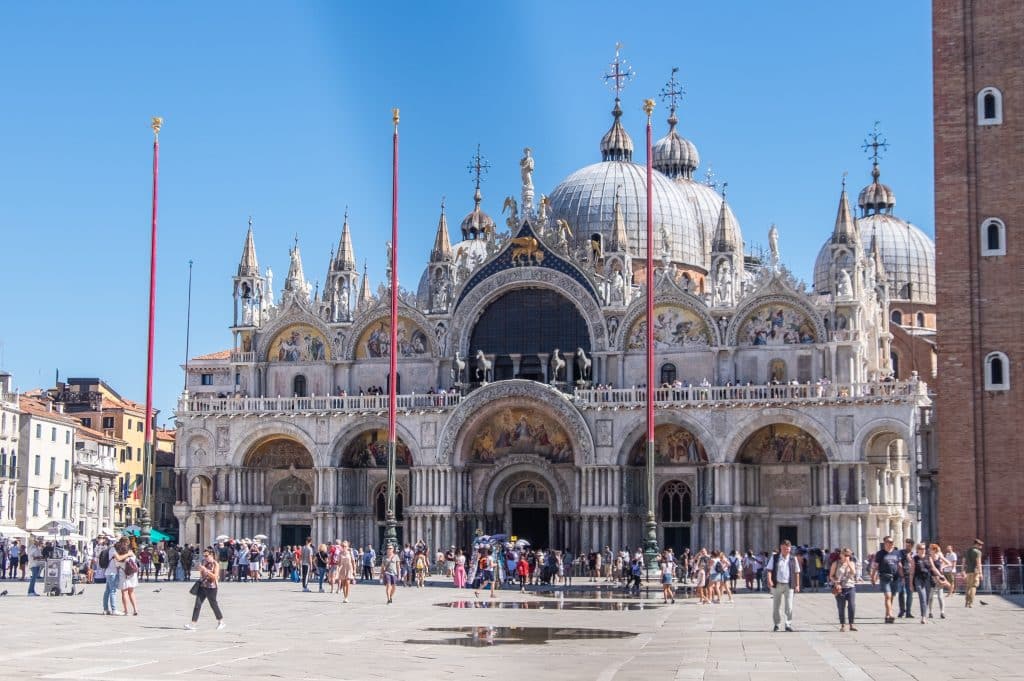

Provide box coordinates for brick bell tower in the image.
[934,0,1024,551]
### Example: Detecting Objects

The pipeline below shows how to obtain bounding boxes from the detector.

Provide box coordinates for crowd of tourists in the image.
[1,532,992,636]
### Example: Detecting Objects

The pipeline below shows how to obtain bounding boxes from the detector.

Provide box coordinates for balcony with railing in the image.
[177,379,926,417]
[230,351,255,363]
[573,379,926,409]
[177,391,464,416]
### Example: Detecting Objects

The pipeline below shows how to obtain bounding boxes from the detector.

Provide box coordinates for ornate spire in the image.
[237,216,259,277]
[831,173,859,245]
[712,184,741,253]
[600,43,635,162]
[431,197,453,263]
[335,208,356,270]
[607,186,631,253]
[283,235,309,296]
[358,261,373,307]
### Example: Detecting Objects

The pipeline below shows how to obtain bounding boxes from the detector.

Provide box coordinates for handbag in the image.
[189,580,201,596]
[832,582,842,596]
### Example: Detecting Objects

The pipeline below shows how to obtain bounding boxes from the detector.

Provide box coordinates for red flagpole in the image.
[384,108,400,548]
[142,117,161,519]
[389,109,399,442]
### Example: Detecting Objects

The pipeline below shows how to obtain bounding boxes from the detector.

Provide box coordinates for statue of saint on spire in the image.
[520,147,535,217]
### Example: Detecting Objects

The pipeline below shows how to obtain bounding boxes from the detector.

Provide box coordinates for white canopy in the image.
[0,525,29,538]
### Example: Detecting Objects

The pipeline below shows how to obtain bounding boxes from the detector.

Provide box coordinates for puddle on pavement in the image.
[435,600,656,611]
[406,626,639,646]
[535,589,655,600]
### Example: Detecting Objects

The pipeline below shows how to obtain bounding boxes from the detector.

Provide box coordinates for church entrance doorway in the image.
[663,526,690,553]
[281,524,311,548]
[778,525,798,546]
[512,507,549,548]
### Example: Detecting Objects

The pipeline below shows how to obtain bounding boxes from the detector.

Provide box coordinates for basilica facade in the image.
[173,71,935,560]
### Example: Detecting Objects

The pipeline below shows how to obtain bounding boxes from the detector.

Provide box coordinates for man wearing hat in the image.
[963,538,984,608]
[26,538,44,596]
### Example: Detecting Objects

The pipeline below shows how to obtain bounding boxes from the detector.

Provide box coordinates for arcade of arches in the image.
[177,412,919,561]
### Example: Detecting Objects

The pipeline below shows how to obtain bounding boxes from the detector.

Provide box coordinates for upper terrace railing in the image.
[177,379,925,416]
[177,391,463,415]
[572,379,925,407]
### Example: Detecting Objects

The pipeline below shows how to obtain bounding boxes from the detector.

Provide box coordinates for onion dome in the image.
[652,111,700,180]
[459,187,496,240]
[858,214,935,304]
[600,99,633,162]
[858,164,896,214]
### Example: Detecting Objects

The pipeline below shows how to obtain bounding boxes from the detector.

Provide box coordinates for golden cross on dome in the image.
[603,42,635,100]
[861,121,889,166]
[466,144,490,191]
[659,66,684,115]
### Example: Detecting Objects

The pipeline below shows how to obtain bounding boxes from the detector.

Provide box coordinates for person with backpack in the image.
[114,538,140,616]
[414,550,429,588]
[97,539,120,615]
[472,547,495,599]
[361,545,376,582]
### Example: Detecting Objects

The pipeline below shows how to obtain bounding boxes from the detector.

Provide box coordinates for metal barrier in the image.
[952,564,1024,595]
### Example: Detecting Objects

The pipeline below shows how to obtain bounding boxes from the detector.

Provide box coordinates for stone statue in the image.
[550,349,565,383]
[768,223,780,263]
[339,282,350,316]
[520,147,534,215]
[502,196,519,231]
[716,261,733,305]
[610,269,625,304]
[265,267,274,304]
[385,241,393,282]
[837,269,853,297]
[538,194,549,223]
[660,224,672,258]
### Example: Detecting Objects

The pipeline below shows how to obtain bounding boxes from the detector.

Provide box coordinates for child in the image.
[630,557,643,593]
[694,560,708,604]
[516,554,530,593]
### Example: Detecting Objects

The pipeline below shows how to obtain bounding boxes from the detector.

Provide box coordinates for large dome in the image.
[547,161,711,269]
[813,214,935,305]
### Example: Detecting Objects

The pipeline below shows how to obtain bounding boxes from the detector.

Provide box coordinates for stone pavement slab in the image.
[0,578,1019,680]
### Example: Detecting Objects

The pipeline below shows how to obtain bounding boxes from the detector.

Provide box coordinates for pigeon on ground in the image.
[0,590,8,597]
[979,600,988,605]
[153,588,162,593]
[76,589,85,595]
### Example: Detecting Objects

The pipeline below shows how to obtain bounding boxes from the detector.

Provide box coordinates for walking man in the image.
[963,538,984,608]
[897,538,915,618]
[361,545,376,582]
[26,539,44,596]
[870,536,902,623]
[300,538,314,592]
[765,539,800,632]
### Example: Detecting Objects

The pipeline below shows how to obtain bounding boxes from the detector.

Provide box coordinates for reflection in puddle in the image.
[536,589,655,600]
[436,600,656,611]
[406,626,639,647]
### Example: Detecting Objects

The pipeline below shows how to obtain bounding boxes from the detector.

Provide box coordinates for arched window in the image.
[985,352,1010,391]
[659,481,692,523]
[293,374,307,397]
[660,363,677,385]
[978,87,1003,126]
[891,310,903,325]
[981,218,1006,256]
[375,486,404,521]
[916,312,926,328]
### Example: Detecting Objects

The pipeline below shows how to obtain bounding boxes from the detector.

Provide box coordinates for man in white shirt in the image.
[27,539,45,596]
[765,540,801,632]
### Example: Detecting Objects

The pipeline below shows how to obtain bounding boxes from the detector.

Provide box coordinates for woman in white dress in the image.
[114,538,139,616]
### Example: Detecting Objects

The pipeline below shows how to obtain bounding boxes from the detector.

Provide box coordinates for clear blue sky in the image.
[0,2,933,424]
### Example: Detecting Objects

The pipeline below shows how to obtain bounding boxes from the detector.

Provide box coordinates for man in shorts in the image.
[963,538,984,607]
[870,536,902,623]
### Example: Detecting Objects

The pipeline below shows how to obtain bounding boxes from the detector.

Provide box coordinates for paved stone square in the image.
[0,578,1020,680]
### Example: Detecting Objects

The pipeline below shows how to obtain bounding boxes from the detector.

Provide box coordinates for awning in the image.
[124,527,174,542]
[0,525,28,538]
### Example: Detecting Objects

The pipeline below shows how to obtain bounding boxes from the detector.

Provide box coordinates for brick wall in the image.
[934,0,1024,551]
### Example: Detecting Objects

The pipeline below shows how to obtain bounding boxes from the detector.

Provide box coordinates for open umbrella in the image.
[253,534,268,542]
[215,534,230,543]
[123,524,142,534]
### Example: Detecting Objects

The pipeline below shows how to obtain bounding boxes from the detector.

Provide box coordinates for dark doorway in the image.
[494,355,514,381]
[293,375,307,397]
[663,526,690,554]
[281,524,311,548]
[778,525,798,547]
[511,507,549,548]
